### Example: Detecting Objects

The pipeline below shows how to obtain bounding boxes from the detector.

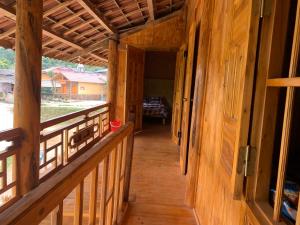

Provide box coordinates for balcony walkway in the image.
[122,123,197,225]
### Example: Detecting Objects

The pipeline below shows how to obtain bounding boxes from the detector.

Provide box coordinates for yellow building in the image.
[42,67,107,100]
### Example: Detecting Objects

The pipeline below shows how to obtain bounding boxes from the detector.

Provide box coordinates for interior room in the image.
[142,51,176,127]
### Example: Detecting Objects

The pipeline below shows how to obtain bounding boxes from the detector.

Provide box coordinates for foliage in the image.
[0,58,9,69]
[0,47,106,71]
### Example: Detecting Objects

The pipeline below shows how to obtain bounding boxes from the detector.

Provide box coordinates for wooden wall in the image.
[120,12,186,51]
[185,0,259,225]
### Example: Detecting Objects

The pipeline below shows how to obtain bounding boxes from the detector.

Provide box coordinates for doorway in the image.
[142,51,177,129]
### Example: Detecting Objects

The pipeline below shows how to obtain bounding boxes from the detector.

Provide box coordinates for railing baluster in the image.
[107,149,117,225]
[124,132,134,202]
[118,137,127,214]
[113,142,123,223]
[89,166,99,225]
[99,156,109,225]
[57,202,63,225]
[50,202,63,225]
[74,181,84,225]
[63,130,68,165]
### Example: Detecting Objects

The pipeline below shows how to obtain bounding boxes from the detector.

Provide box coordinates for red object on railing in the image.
[110,120,122,132]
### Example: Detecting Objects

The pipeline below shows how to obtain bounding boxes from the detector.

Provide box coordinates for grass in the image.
[41,106,84,122]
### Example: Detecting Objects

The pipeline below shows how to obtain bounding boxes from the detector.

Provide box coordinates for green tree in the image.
[0,58,9,69]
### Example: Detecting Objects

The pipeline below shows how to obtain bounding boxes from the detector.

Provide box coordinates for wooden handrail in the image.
[0,128,23,142]
[0,122,134,225]
[39,103,111,181]
[40,103,110,130]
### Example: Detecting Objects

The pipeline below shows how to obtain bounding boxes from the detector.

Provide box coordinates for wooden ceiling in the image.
[0,0,185,67]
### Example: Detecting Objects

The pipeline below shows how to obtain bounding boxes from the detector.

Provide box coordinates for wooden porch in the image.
[123,124,196,225]
[2,0,300,224]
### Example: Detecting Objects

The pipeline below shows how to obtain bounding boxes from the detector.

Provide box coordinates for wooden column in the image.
[14,0,43,195]
[107,39,118,120]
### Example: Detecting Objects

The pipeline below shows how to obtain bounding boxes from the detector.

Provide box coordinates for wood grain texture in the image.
[122,124,196,225]
[120,14,185,51]
[185,0,213,206]
[14,0,43,195]
[108,39,118,120]
[185,0,260,223]
[179,22,196,175]
[171,46,186,144]
[125,46,145,130]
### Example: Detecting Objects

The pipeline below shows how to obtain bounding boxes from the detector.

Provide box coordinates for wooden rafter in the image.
[62,40,109,62]
[43,0,76,18]
[64,18,94,35]
[0,2,109,64]
[77,0,117,34]
[51,9,86,29]
[147,0,156,20]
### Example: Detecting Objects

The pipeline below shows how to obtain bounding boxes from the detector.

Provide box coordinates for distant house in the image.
[0,69,14,102]
[43,67,107,100]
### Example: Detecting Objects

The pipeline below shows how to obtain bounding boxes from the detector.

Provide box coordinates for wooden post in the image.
[14,0,43,195]
[107,39,118,120]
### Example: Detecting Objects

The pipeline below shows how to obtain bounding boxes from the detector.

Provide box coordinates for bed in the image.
[143,97,170,125]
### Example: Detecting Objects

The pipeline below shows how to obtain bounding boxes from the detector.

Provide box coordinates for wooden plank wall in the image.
[120,14,185,51]
[185,0,258,224]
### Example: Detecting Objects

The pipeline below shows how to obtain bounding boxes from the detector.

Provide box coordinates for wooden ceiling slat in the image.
[64,18,94,35]
[0,0,185,67]
[0,3,84,50]
[43,0,76,18]
[112,0,133,26]
[146,0,156,20]
[62,39,108,62]
[110,7,148,23]
[0,26,15,39]
[51,9,86,28]
[77,0,117,34]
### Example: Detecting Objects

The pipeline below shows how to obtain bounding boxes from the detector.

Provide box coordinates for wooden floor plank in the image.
[122,123,196,225]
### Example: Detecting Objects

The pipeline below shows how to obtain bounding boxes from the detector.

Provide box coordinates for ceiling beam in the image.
[147,0,156,21]
[77,0,117,34]
[42,27,83,50]
[61,39,109,62]
[0,3,109,65]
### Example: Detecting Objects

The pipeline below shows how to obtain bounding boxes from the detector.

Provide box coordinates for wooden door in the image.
[171,45,186,145]
[179,23,198,174]
[116,45,145,130]
[125,45,145,130]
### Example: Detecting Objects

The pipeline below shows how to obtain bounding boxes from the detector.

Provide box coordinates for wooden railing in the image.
[0,122,134,225]
[0,128,23,212]
[39,103,110,181]
[0,104,112,213]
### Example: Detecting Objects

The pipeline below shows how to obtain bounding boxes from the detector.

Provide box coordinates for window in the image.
[251,0,300,224]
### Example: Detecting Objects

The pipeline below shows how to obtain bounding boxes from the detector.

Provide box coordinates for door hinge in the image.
[237,145,256,177]
[260,0,265,18]
[178,131,182,139]
[184,50,188,59]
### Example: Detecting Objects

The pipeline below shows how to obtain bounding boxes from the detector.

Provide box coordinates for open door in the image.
[179,23,199,175]
[116,45,145,130]
[171,45,187,145]
[125,45,145,130]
